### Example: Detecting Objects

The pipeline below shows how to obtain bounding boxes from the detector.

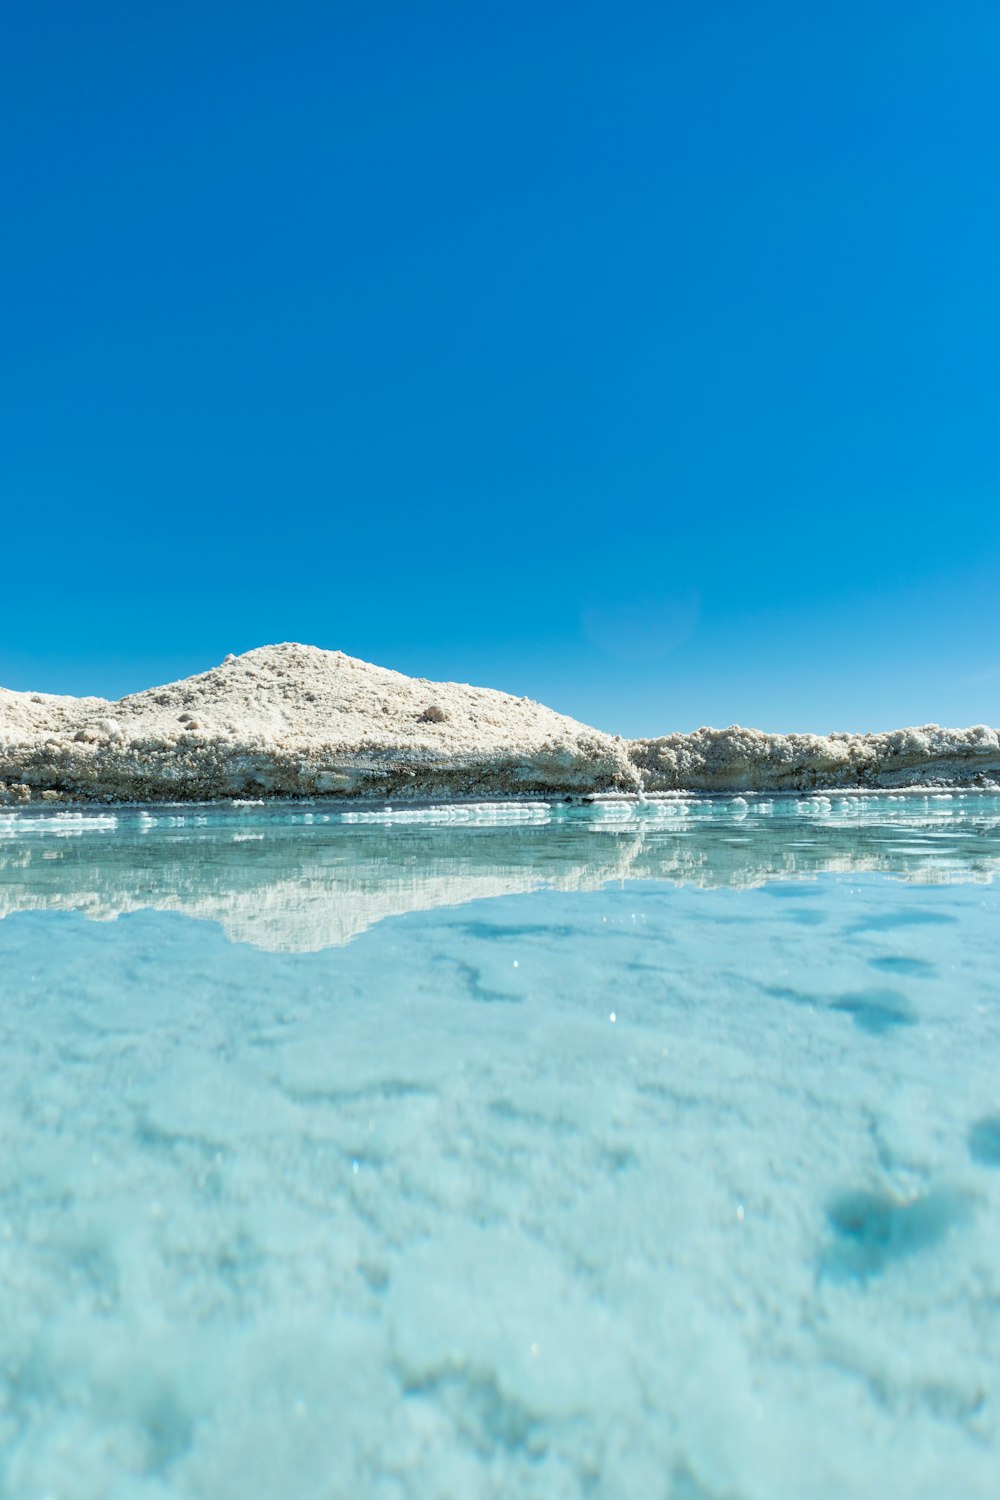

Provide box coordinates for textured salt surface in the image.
[631,723,1000,792]
[2,643,997,802]
[1,799,999,1498]
[0,644,635,804]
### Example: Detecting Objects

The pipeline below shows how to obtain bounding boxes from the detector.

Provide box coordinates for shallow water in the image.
[1,793,999,1498]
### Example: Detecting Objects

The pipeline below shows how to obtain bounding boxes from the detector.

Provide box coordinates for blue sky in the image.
[3,1,999,735]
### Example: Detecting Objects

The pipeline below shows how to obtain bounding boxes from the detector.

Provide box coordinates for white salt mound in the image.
[1,643,997,802]
[630,723,1000,792]
[0,644,634,804]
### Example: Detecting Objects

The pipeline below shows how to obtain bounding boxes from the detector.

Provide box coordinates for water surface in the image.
[1,793,999,1498]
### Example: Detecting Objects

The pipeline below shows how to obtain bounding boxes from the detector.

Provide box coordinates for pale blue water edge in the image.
[1,792,999,1500]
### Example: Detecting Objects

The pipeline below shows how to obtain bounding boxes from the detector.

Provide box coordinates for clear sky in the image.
[3,1,998,736]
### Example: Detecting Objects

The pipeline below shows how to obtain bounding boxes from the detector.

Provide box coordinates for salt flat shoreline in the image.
[2,643,998,804]
[4,793,998,953]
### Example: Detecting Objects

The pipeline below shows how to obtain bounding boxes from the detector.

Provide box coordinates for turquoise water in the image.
[1,792,999,1499]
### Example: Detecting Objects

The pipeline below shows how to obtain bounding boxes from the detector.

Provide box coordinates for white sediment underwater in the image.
[0,643,997,802]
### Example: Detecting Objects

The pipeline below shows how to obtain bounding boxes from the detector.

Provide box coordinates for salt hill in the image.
[0,644,635,803]
[1,644,997,802]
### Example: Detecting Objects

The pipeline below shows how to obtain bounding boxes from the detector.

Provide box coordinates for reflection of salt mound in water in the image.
[0,806,637,950]
[0,844,627,951]
[1,795,999,952]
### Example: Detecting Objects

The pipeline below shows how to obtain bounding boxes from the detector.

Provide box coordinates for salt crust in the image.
[1,643,997,802]
[631,723,1000,792]
[0,644,633,804]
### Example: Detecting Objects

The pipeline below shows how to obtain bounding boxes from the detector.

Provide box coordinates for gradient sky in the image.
[3,1,999,736]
